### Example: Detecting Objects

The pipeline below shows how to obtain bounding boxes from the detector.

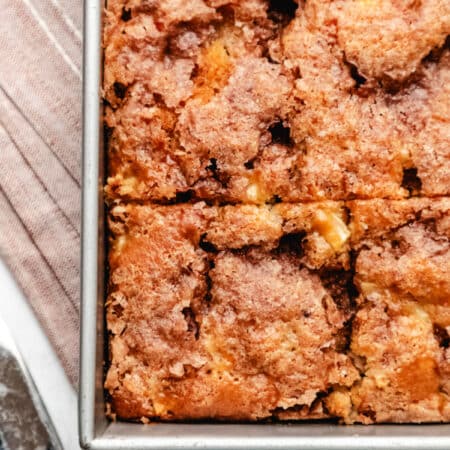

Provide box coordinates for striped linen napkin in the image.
[0,0,82,384]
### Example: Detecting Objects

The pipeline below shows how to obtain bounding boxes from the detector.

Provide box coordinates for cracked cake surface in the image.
[104,0,450,424]
[104,0,450,202]
[105,202,359,420]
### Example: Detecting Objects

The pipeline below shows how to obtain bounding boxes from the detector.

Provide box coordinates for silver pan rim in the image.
[79,1,450,448]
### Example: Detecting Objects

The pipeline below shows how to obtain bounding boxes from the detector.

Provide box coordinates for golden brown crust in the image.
[333,0,450,81]
[105,202,359,420]
[105,0,450,203]
[106,200,450,423]
[104,0,450,425]
[330,199,450,424]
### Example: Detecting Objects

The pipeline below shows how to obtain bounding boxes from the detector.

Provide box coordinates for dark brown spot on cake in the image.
[104,124,114,148]
[174,190,194,203]
[334,320,353,353]
[271,195,282,204]
[244,159,255,170]
[206,158,218,173]
[360,408,377,422]
[204,259,215,303]
[348,62,367,88]
[112,303,124,318]
[269,121,293,147]
[276,232,306,256]
[320,270,356,316]
[268,0,298,25]
[199,233,218,253]
[423,35,450,64]
[153,93,164,104]
[401,168,422,195]
[434,324,450,348]
[113,82,128,99]
[121,7,132,22]
[182,307,200,339]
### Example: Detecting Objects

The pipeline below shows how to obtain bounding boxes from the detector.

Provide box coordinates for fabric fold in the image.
[0,0,83,385]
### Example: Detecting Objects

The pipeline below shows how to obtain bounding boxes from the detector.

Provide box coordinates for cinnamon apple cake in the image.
[104,0,450,423]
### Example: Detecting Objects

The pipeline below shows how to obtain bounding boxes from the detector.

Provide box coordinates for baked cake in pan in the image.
[104,0,450,423]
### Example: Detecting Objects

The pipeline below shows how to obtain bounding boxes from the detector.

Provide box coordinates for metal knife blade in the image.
[0,316,62,450]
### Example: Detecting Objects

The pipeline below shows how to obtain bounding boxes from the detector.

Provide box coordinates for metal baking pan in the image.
[79,0,450,448]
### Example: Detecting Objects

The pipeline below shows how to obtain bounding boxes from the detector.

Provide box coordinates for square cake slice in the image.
[105,201,359,421]
[326,198,450,423]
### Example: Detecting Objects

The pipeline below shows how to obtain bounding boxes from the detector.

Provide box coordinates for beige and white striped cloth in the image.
[0,0,82,384]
